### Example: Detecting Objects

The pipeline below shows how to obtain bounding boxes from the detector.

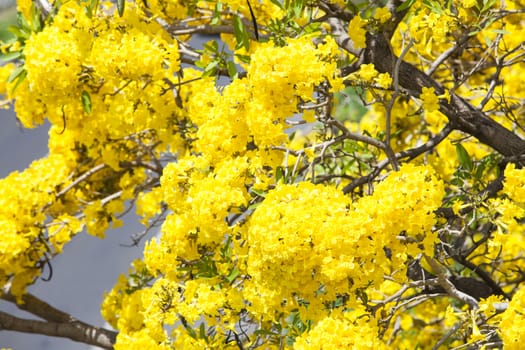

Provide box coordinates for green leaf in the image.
[247,202,261,211]
[210,1,222,25]
[456,143,473,171]
[233,15,243,42]
[303,22,321,34]
[7,65,26,83]
[220,236,233,259]
[8,67,27,93]
[226,60,237,79]
[203,40,219,53]
[481,0,497,13]
[186,325,198,340]
[491,29,510,35]
[0,37,18,46]
[450,177,464,187]
[116,0,125,17]
[8,25,30,40]
[250,188,266,197]
[269,0,283,9]
[275,166,285,183]
[422,0,444,14]
[31,5,42,32]
[202,60,219,77]
[81,90,92,114]
[199,323,207,340]
[1,51,23,62]
[233,15,249,50]
[85,0,100,18]
[16,12,31,31]
[226,267,239,283]
[397,0,416,12]
[291,0,304,17]
[483,35,493,47]
[234,54,251,64]
[475,162,485,180]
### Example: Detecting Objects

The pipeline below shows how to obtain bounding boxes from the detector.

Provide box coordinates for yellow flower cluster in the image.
[500,286,525,349]
[143,34,343,268]
[293,312,385,349]
[420,87,440,113]
[402,4,457,59]
[0,154,74,297]
[350,63,392,89]
[348,15,367,50]
[476,164,525,291]
[102,161,444,348]
[99,32,345,347]
[245,164,444,321]
[12,1,182,149]
[0,0,184,297]
[3,0,525,348]
[502,163,525,204]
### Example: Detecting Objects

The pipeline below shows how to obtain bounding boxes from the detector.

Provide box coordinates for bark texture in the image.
[364,33,525,157]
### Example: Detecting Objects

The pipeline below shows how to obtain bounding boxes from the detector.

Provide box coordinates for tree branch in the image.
[424,255,479,309]
[1,291,117,349]
[56,164,108,199]
[363,33,525,157]
[0,311,116,349]
[35,0,52,17]
[330,18,525,158]
[384,0,411,39]
[342,123,453,194]
[1,292,73,323]
[327,17,363,58]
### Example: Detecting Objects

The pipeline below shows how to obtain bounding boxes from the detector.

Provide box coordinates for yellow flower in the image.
[452,199,463,215]
[16,0,33,26]
[421,86,440,112]
[462,0,477,8]
[374,7,392,24]
[499,287,525,349]
[468,311,486,343]
[444,305,460,328]
[359,63,378,81]
[0,63,15,96]
[503,163,525,202]
[294,314,386,349]
[376,72,392,88]
[348,15,367,50]
[303,109,316,123]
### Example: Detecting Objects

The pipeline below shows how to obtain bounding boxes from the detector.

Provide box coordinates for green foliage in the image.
[81,90,92,114]
[116,0,125,17]
[334,86,369,123]
[233,15,250,51]
[0,6,17,42]
[195,40,241,78]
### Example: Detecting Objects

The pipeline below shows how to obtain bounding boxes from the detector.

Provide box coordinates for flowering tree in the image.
[1,0,525,348]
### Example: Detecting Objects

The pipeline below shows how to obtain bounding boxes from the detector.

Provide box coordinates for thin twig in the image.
[56,164,107,198]
[432,319,468,350]
[384,37,413,171]
[424,255,479,310]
